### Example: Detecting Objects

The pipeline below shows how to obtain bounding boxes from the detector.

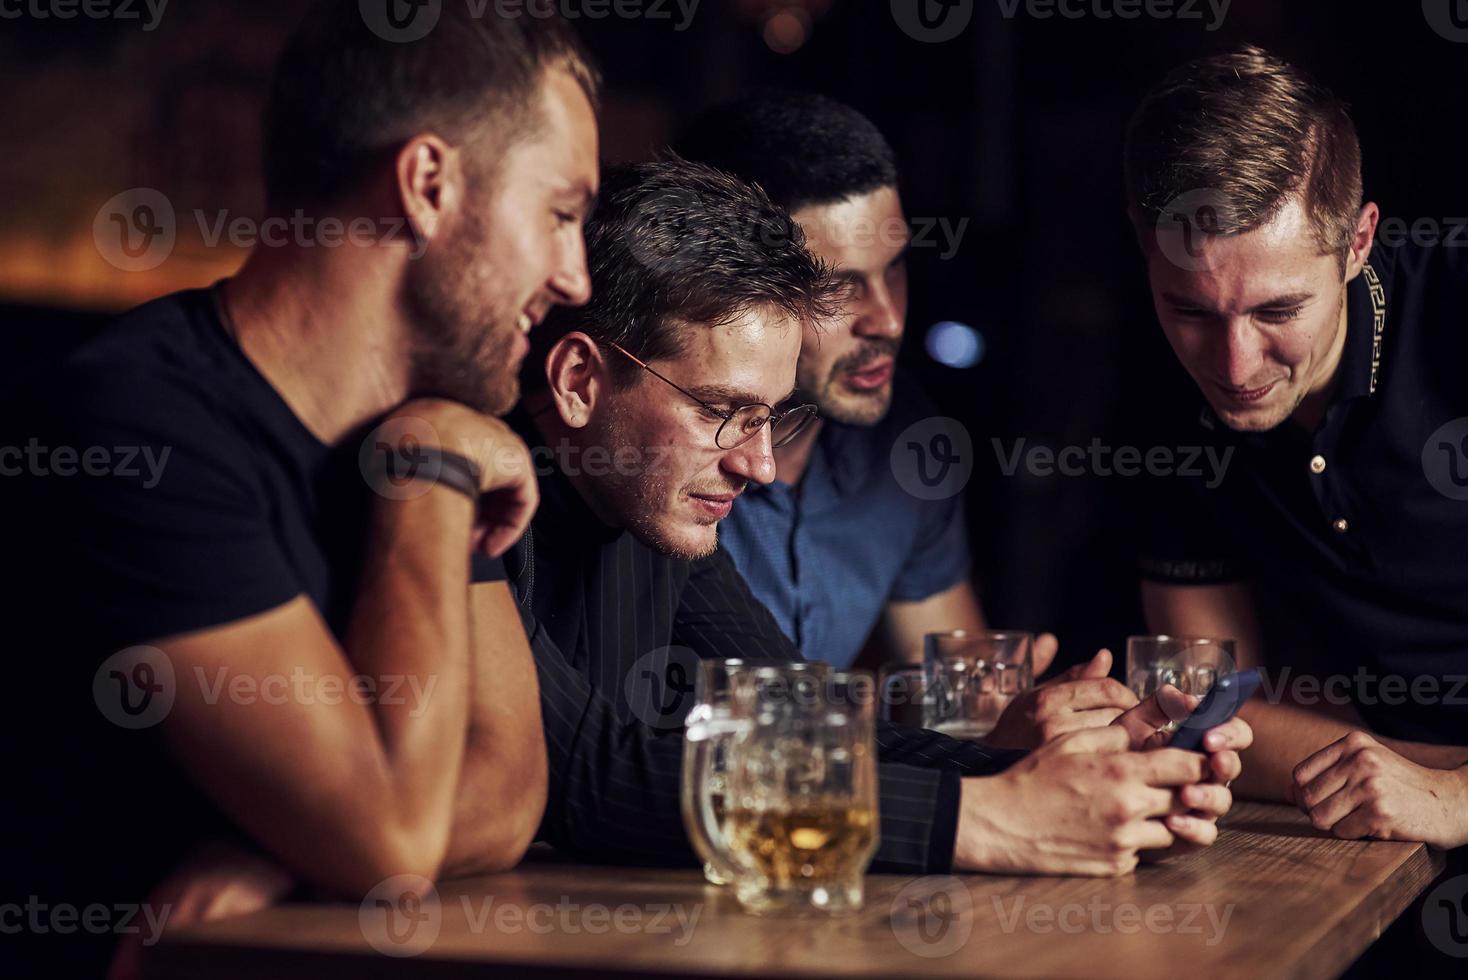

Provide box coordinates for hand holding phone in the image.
[1167,668,1261,752]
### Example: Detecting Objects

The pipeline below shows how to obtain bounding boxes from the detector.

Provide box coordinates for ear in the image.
[396,133,462,246]
[1342,202,1380,282]
[544,332,608,430]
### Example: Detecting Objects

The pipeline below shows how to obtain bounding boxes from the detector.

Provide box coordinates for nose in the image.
[1218,317,1265,387]
[549,233,591,307]
[720,424,777,487]
[851,279,903,341]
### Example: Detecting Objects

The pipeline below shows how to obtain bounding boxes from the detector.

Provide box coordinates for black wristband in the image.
[374,445,482,502]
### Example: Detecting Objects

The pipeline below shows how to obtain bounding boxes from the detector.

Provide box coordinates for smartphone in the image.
[1167,668,1261,752]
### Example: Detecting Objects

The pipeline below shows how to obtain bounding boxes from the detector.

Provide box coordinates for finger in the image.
[1134,747,1211,787]
[1296,763,1352,811]
[1305,777,1369,833]
[1077,648,1112,679]
[1329,805,1380,841]
[1178,782,1232,818]
[1058,678,1139,712]
[1051,724,1132,756]
[1113,686,1199,747]
[1032,632,1060,677]
[1292,735,1352,790]
[1165,813,1219,847]
[1202,716,1254,753]
[479,480,539,559]
[1119,818,1177,851]
[1049,707,1126,735]
[1128,786,1182,819]
[1207,749,1242,785]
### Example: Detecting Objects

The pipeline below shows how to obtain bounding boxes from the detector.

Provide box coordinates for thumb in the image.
[1077,648,1112,680]
[1032,632,1060,677]
[1113,685,1199,749]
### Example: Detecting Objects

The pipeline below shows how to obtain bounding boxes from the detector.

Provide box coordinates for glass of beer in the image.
[723,669,880,915]
[1126,635,1236,700]
[922,630,1034,740]
[681,659,827,887]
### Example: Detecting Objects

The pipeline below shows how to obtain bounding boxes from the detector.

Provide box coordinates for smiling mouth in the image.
[1218,381,1279,404]
[688,491,741,519]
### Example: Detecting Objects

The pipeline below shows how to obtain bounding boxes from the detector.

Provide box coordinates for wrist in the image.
[953,774,1020,872]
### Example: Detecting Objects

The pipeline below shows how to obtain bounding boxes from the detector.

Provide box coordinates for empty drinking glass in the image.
[921,630,1034,740]
[1126,635,1236,701]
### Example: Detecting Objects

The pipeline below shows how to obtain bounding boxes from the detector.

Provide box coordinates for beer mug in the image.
[723,669,880,915]
[681,659,827,886]
[884,630,1033,740]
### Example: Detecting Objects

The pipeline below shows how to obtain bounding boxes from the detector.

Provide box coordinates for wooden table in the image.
[145,803,1446,980]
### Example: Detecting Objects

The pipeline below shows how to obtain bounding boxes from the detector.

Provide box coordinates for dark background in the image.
[3,0,1463,672]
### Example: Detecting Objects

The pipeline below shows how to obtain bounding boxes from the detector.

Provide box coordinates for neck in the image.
[773,417,823,485]
[220,241,412,446]
[1289,288,1351,434]
[523,390,621,528]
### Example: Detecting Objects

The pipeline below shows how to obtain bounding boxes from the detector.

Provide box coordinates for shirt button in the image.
[1309,455,1327,475]
[1331,518,1349,534]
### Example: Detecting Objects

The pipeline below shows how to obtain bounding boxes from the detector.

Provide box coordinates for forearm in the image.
[343,490,474,865]
[442,584,548,877]
[1232,699,1380,801]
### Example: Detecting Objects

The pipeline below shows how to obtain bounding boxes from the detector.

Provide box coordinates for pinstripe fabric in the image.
[501,437,1024,873]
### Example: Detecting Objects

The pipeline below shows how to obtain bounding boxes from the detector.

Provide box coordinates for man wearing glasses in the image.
[509,157,1251,877]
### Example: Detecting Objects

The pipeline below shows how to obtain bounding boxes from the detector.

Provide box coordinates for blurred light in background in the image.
[762,8,811,54]
[925,320,984,369]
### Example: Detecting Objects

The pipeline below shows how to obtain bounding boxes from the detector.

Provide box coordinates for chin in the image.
[628,515,718,561]
[821,386,893,428]
[1210,401,1290,434]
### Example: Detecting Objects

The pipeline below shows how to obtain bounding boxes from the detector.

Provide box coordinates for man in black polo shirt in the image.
[508,156,1252,877]
[5,4,598,974]
[1126,45,1468,851]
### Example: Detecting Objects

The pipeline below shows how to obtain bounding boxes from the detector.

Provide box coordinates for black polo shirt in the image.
[1139,235,1468,744]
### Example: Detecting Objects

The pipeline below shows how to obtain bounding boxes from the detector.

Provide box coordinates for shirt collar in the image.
[1335,258,1389,403]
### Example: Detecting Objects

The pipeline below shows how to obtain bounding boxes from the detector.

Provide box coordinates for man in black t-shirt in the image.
[1125,46,1468,854]
[6,3,598,975]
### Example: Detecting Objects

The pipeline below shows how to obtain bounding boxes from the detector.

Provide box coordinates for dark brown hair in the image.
[1124,45,1362,262]
[262,0,599,212]
[529,157,842,389]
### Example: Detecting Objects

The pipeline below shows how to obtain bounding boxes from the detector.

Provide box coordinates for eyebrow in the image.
[688,384,798,408]
[1160,290,1316,312]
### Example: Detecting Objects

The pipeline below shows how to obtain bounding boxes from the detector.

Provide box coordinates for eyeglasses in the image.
[607,342,818,451]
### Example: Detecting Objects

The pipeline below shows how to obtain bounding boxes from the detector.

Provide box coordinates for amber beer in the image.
[725,804,877,887]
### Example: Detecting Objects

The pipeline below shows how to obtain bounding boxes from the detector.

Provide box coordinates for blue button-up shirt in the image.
[720,376,972,667]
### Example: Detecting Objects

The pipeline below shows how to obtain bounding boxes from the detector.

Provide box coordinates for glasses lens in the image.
[716,404,773,450]
[770,404,817,448]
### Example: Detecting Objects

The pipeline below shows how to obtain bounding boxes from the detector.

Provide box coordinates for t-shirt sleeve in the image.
[33,368,302,649]
[889,491,972,602]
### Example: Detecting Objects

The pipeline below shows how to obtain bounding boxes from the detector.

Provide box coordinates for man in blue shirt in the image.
[680,94,1137,748]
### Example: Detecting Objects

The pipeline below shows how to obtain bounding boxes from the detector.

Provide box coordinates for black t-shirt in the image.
[2,286,501,972]
[1137,235,1468,744]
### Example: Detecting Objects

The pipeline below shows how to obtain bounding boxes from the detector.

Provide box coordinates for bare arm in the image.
[153,402,539,898]
[440,580,548,877]
[878,579,987,665]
